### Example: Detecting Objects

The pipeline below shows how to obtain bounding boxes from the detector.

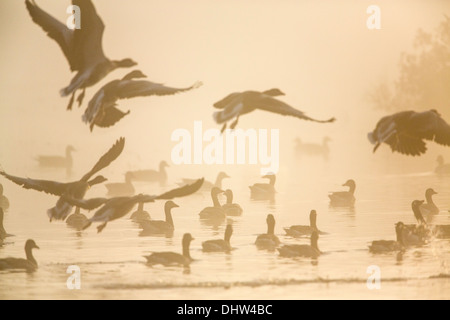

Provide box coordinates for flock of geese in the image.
[1,0,450,272]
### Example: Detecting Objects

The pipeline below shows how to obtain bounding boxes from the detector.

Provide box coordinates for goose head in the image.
[182,233,195,257]
[309,210,318,228]
[88,175,108,187]
[342,179,356,188]
[263,88,285,97]
[224,189,234,203]
[262,174,276,185]
[66,145,76,153]
[122,70,147,81]
[113,58,138,68]
[160,161,170,169]
[266,214,276,230]
[425,188,438,198]
[25,239,40,251]
[217,172,230,180]
[165,200,179,211]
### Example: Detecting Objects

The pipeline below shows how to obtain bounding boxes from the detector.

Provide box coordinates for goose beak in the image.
[34,245,40,250]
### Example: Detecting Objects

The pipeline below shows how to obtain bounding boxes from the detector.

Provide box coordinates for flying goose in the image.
[202,223,233,252]
[83,70,202,131]
[369,222,405,253]
[179,172,230,191]
[127,161,169,186]
[130,202,151,222]
[435,155,450,175]
[368,110,450,156]
[25,0,137,110]
[105,172,135,197]
[213,89,335,132]
[249,174,276,200]
[329,179,356,207]
[0,240,39,272]
[222,189,243,216]
[0,184,9,211]
[199,187,226,220]
[284,210,325,237]
[278,231,321,258]
[144,233,194,267]
[255,214,280,248]
[0,137,125,221]
[140,201,179,235]
[419,188,439,215]
[62,178,203,232]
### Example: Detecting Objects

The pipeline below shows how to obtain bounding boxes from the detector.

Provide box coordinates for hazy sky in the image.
[1,0,449,181]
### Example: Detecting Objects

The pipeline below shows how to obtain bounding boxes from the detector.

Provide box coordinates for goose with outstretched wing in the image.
[368,110,450,156]
[83,70,202,131]
[0,138,125,222]
[213,89,335,132]
[62,178,204,232]
[25,0,137,110]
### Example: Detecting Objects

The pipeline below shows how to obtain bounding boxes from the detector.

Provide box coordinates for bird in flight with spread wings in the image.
[0,138,125,221]
[368,110,450,156]
[62,178,204,233]
[212,89,336,133]
[82,70,202,131]
[25,0,137,110]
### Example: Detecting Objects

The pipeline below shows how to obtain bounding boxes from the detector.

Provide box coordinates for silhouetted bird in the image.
[419,188,439,215]
[179,172,229,191]
[105,172,135,197]
[127,161,169,186]
[435,155,450,175]
[130,202,151,222]
[0,137,125,221]
[202,223,233,253]
[213,89,335,132]
[0,184,9,211]
[255,214,280,248]
[250,174,276,200]
[62,178,203,232]
[83,70,202,131]
[329,179,356,207]
[25,0,137,110]
[222,189,243,216]
[369,222,405,253]
[368,110,450,156]
[36,145,75,174]
[144,233,194,267]
[0,240,39,272]
[284,210,326,237]
[140,201,179,235]
[199,187,226,220]
[278,231,321,258]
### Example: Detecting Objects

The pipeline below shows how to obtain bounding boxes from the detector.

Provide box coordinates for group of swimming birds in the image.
[1,0,450,271]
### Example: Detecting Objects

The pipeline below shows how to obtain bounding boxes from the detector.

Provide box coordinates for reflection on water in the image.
[0,162,449,299]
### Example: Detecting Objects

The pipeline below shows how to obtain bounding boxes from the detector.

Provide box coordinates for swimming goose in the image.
[278,231,321,258]
[144,233,194,266]
[369,222,405,253]
[0,183,9,211]
[0,137,124,221]
[213,89,336,132]
[0,208,13,240]
[180,172,230,191]
[83,70,202,131]
[368,110,450,156]
[65,207,89,230]
[329,179,356,207]
[202,223,233,252]
[284,210,325,237]
[140,201,179,234]
[105,172,135,197]
[419,188,439,215]
[199,187,226,220]
[255,214,280,248]
[295,137,331,161]
[62,178,203,232]
[249,174,276,200]
[130,202,151,222]
[25,0,137,110]
[36,145,75,172]
[0,240,39,272]
[435,155,450,175]
[127,161,169,186]
[222,189,243,216]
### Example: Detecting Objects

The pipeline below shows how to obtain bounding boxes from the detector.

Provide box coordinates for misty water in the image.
[1,0,449,299]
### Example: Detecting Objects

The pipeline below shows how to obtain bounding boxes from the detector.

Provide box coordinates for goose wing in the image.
[253,96,335,123]
[72,0,106,67]
[408,110,450,147]
[0,170,70,196]
[114,80,203,100]
[25,0,77,71]
[155,178,204,200]
[80,137,125,181]
[213,92,242,109]
[61,196,109,210]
